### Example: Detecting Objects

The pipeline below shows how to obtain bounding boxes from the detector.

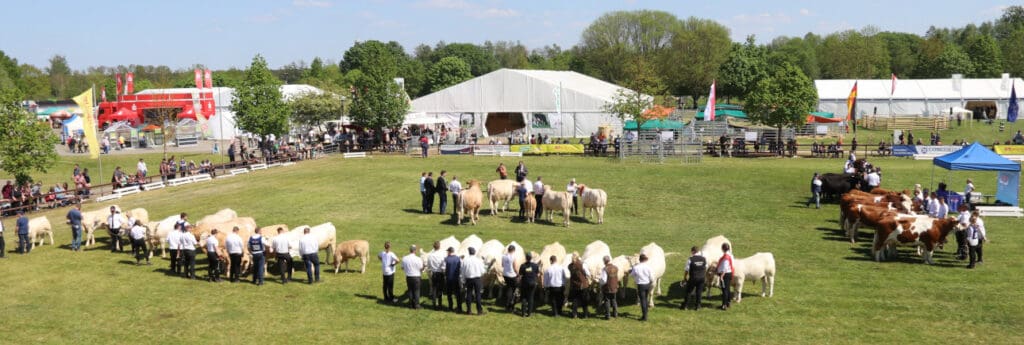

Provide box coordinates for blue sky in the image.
[0,0,1012,70]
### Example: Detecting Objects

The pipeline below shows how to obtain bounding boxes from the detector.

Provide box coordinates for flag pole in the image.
[93,84,103,184]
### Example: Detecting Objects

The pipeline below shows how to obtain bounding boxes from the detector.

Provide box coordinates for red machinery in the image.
[96,70,215,128]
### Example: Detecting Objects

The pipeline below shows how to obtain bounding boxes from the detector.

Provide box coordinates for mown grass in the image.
[0,155,1021,344]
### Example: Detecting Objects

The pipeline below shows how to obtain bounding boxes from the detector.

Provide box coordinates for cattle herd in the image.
[469,179,607,227]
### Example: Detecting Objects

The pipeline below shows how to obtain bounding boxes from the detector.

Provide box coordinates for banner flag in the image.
[703,80,716,122]
[846,81,858,133]
[72,88,101,159]
[115,74,122,96]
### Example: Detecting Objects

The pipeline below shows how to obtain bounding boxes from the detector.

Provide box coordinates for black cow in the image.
[820,173,861,201]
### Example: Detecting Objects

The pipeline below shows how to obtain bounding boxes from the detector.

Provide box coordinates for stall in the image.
[933,142,1021,212]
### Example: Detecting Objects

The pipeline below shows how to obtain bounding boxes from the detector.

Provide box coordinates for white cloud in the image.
[799,8,811,16]
[415,0,520,19]
[469,8,520,19]
[293,0,333,8]
[416,0,471,9]
[731,12,793,25]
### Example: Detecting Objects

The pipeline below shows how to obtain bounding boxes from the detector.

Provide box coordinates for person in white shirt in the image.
[448,176,462,216]
[533,177,545,220]
[205,229,222,282]
[167,224,182,275]
[378,242,400,303]
[460,247,486,315]
[567,178,579,215]
[954,205,971,260]
[865,169,881,190]
[107,207,124,253]
[501,245,519,312]
[271,227,293,284]
[225,227,245,283]
[630,254,654,321]
[426,241,447,309]
[129,220,150,265]
[299,227,321,284]
[136,159,148,177]
[401,245,425,309]
[543,255,570,317]
[964,178,976,207]
[716,243,734,310]
[927,192,940,217]
[966,215,987,269]
[935,197,949,219]
[179,226,198,279]
[248,228,270,286]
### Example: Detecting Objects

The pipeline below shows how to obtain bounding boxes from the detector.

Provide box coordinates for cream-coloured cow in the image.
[196,208,238,227]
[701,235,732,298]
[629,242,666,307]
[577,184,608,224]
[487,179,518,215]
[29,216,53,247]
[146,215,182,258]
[126,208,150,228]
[333,240,370,273]
[731,252,776,302]
[81,205,122,247]
[522,192,537,223]
[541,185,572,227]
[457,234,483,259]
[536,241,567,290]
[458,180,484,225]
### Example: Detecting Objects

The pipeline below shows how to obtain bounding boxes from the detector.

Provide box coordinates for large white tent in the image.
[817,75,1023,119]
[137,84,324,140]
[409,68,640,138]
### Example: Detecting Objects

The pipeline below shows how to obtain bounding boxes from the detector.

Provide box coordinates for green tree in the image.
[308,57,325,80]
[768,33,822,80]
[18,64,51,100]
[914,36,947,77]
[744,61,817,151]
[602,56,663,138]
[486,41,530,69]
[0,88,59,184]
[1000,28,1024,76]
[818,29,890,78]
[876,32,923,77]
[0,50,23,92]
[289,92,342,128]
[231,55,289,141]
[578,10,678,85]
[432,42,499,77]
[275,61,307,84]
[964,35,1003,77]
[717,37,769,102]
[47,55,72,98]
[661,17,732,99]
[340,40,407,74]
[934,44,974,76]
[347,43,410,130]
[427,56,472,92]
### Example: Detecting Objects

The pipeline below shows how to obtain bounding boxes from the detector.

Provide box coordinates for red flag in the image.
[126,73,135,94]
[101,86,107,102]
[846,81,858,133]
[703,80,716,121]
[204,69,212,88]
[115,74,123,96]
[891,73,897,96]
[194,69,202,89]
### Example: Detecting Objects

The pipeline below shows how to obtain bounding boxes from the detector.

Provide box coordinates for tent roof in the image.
[624,119,684,130]
[695,108,747,119]
[933,142,1021,172]
[816,78,1024,101]
[410,68,642,113]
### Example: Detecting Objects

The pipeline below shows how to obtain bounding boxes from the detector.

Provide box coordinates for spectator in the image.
[1013,130,1024,145]
[112,167,125,189]
[514,161,528,182]
[496,163,508,180]
[136,159,147,177]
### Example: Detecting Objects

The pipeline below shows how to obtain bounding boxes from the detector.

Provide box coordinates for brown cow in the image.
[523,192,537,223]
[844,204,897,243]
[333,240,370,274]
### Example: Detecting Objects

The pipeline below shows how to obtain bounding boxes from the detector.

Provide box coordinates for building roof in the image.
[816,77,1023,101]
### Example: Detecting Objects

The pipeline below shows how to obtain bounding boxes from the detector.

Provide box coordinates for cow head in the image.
[577,184,587,194]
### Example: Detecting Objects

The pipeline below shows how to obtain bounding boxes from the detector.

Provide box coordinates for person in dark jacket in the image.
[568,257,590,319]
[680,246,707,310]
[599,256,619,319]
[518,252,540,317]
[443,247,463,312]
[424,172,436,214]
[436,170,449,214]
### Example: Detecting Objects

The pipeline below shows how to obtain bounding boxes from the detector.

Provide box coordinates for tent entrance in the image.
[965,101,997,120]
[485,112,525,136]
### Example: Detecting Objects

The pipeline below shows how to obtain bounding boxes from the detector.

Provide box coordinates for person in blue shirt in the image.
[443,247,462,312]
[16,211,30,254]
[66,204,83,251]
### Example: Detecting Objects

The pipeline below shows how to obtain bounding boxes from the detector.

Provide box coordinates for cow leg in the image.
[734,277,744,303]
[768,275,774,297]
[360,255,367,274]
[597,207,604,224]
[48,232,54,246]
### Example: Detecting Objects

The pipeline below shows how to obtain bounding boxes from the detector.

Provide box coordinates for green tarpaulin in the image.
[624,119,684,130]
[695,108,748,119]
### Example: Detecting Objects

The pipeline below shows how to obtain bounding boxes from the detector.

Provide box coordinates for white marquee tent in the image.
[817,75,1023,119]
[409,68,642,137]
[137,84,324,140]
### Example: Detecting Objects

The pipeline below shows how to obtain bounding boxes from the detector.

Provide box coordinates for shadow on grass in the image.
[401,208,430,215]
[815,226,851,242]
[844,246,963,267]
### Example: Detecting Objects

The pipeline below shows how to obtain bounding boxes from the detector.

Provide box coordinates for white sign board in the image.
[745,131,758,141]
[815,126,828,135]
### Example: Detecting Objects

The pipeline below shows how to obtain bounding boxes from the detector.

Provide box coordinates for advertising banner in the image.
[993,145,1024,155]
[510,144,585,154]
[996,171,1020,206]
[891,145,916,157]
[915,145,962,156]
[438,144,511,155]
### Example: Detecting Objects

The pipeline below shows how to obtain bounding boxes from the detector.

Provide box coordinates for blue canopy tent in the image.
[932,142,1021,206]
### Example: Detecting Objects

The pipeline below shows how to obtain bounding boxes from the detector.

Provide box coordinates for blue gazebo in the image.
[933,142,1021,206]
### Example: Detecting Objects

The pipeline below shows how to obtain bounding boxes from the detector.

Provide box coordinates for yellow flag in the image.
[72,88,101,159]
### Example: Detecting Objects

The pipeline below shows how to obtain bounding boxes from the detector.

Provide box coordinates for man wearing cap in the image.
[107,207,124,253]
[66,204,83,251]
[426,241,447,310]
[378,242,400,303]
[460,247,486,315]
[401,245,424,309]
[16,211,30,254]
[518,252,540,317]
[300,227,321,284]
[443,246,463,312]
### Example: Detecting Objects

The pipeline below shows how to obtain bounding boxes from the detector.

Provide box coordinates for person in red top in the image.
[419,135,429,158]
[717,243,734,310]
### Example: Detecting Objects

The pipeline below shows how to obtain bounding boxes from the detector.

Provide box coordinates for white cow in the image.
[307,223,338,264]
[146,215,182,258]
[419,236,461,273]
[580,241,612,295]
[701,235,732,298]
[29,216,54,247]
[536,242,567,290]
[479,239,506,295]
[581,240,611,263]
[487,180,518,215]
[631,242,666,307]
[731,252,776,302]
[577,185,608,224]
[541,185,572,227]
[196,208,237,226]
[457,234,483,259]
[126,208,150,227]
[81,205,122,247]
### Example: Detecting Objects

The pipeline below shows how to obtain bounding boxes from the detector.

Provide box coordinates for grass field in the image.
[1,155,1021,344]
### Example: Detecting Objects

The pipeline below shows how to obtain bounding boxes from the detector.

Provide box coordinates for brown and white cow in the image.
[877,216,960,264]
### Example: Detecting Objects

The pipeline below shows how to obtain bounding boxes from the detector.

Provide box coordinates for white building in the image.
[816,75,1022,120]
